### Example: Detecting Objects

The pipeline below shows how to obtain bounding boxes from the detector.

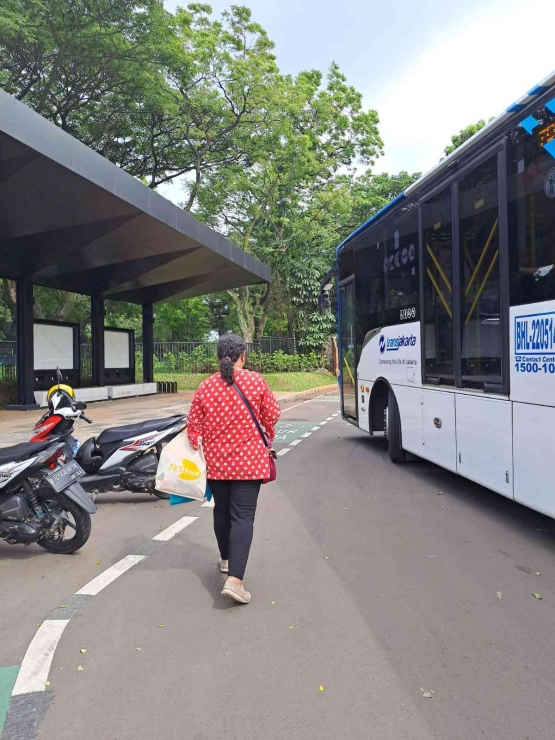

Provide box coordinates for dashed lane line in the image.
[152,516,197,542]
[76,554,147,596]
[12,621,69,697]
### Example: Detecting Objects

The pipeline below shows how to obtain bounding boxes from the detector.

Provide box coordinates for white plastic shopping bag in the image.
[155,434,206,501]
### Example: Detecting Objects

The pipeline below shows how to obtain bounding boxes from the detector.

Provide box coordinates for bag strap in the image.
[232,382,269,448]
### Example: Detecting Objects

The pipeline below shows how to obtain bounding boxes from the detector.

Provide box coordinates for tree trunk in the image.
[231,286,255,343]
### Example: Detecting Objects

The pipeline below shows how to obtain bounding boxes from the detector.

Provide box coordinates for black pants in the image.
[208,479,262,580]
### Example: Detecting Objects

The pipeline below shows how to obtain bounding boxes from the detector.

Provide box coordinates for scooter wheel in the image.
[37,490,92,554]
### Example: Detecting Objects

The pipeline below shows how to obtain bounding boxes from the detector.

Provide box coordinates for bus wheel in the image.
[384,388,406,464]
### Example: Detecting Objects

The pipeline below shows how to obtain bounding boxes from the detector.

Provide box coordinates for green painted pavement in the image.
[273,422,318,444]
[0,666,19,733]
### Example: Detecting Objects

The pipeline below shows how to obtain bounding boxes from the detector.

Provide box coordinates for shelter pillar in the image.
[142,303,154,384]
[91,296,105,387]
[14,280,37,408]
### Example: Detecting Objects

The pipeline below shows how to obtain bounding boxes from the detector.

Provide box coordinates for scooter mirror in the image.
[56,368,63,384]
[75,401,87,411]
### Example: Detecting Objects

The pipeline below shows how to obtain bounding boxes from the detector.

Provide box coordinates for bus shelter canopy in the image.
[0,90,270,304]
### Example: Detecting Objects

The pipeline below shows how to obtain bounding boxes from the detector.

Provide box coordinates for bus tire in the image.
[386,388,406,464]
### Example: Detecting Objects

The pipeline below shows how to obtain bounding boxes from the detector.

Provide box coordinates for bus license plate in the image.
[46,460,85,493]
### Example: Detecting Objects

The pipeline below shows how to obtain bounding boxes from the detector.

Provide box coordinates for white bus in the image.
[331,69,555,519]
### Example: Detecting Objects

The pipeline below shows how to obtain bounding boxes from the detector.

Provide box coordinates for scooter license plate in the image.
[46,460,85,493]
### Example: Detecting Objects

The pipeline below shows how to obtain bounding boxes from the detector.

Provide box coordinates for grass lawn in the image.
[154,372,335,393]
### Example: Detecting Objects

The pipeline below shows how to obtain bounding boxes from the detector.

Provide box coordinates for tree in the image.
[195,63,383,341]
[443,119,492,158]
[109,5,281,203]
[0,0,169,142]
[345,170,421,236]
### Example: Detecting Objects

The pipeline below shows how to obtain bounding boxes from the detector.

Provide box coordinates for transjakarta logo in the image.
[379,332,417,353]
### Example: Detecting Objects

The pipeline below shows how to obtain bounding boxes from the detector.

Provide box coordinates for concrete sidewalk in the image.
[0,384,337,446]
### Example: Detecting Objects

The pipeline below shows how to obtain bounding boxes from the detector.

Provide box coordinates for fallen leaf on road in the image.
[80,649,86,654]
[496,592,503,600]
[96,561,101,565]
[288,625,294,630]
[58,605,67,609]
[533,593,543,600]
[270,601,275,605]
[44,681,50,687]
[420,688,434,698]
[319,685,324,692]
[158,624,165,628]
[135,647,142,651]
[324,556,330,560]
[459,603,470,612]
[437,492,443,496]
[463,539,469,543]
[77,665,84,672]
[440,505,445,509]
[37,623,42,628]
[59,668,64,671]
[535,572,541,576]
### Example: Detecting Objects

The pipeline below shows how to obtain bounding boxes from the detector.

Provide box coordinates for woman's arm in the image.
[186,389,205,450]
[259,378,281,443]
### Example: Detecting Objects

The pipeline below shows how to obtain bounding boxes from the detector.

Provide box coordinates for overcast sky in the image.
[161,0,555,202]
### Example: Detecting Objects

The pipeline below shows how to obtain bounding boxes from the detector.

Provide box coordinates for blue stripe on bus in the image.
[528,84,549,96]
[543,139,555,159]
[507,103,526,114]
[519,115,540,135]
[336,192,406,254]
[545,97,555,114]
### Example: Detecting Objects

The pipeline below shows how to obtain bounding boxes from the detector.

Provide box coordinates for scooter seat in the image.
[96,415,185,447]
[0,440,54,465]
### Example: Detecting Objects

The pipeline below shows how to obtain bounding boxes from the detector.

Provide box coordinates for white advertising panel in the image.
[358,321,421,387]
[510,299,555,405]
[34,323,74,370]
[105,330,130,369]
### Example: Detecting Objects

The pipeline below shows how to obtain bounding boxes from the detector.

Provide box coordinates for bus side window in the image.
[382,208,419,326]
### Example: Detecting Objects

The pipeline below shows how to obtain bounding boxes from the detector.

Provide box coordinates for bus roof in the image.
[337,67,555,254]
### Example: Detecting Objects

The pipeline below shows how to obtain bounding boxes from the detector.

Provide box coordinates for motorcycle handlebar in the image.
[82,415,93,424]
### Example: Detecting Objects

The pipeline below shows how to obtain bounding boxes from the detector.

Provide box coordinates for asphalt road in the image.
[3,392,555,739]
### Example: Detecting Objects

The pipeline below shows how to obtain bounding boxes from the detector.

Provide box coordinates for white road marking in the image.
[277,448,290,456]
[319,421,328,426]
[289,439,302,446]
[153,515,197,541]
[280,402,304,412]
[301,433,312,438]
[76,554,146,596]
[201,499,215,508]
[310,426,320,431]
[325,416,334,421]
[12,620,70,695]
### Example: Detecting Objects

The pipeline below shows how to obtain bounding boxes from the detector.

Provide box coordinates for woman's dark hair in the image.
[217,333,247,385]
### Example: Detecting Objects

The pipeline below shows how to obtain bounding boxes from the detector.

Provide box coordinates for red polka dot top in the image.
[187,369,281,480]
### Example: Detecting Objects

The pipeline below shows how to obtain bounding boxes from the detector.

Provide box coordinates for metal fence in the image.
[0,341,16,381]
[0,338,297,382]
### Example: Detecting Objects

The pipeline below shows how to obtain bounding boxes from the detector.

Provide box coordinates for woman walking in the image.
[187,334,281,604]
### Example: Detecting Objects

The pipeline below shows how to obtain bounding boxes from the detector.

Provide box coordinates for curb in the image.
[277,384,338,405]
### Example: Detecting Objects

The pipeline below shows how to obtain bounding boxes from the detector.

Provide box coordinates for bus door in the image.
[339,279,357,419]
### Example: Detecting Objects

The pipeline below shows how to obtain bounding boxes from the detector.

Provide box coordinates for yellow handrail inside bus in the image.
[426,243,452,293]
[463,238,475,273]
[465,250,499,325]
[343,355,355,385]
[426,267,453,319]
[464,218,498,297]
